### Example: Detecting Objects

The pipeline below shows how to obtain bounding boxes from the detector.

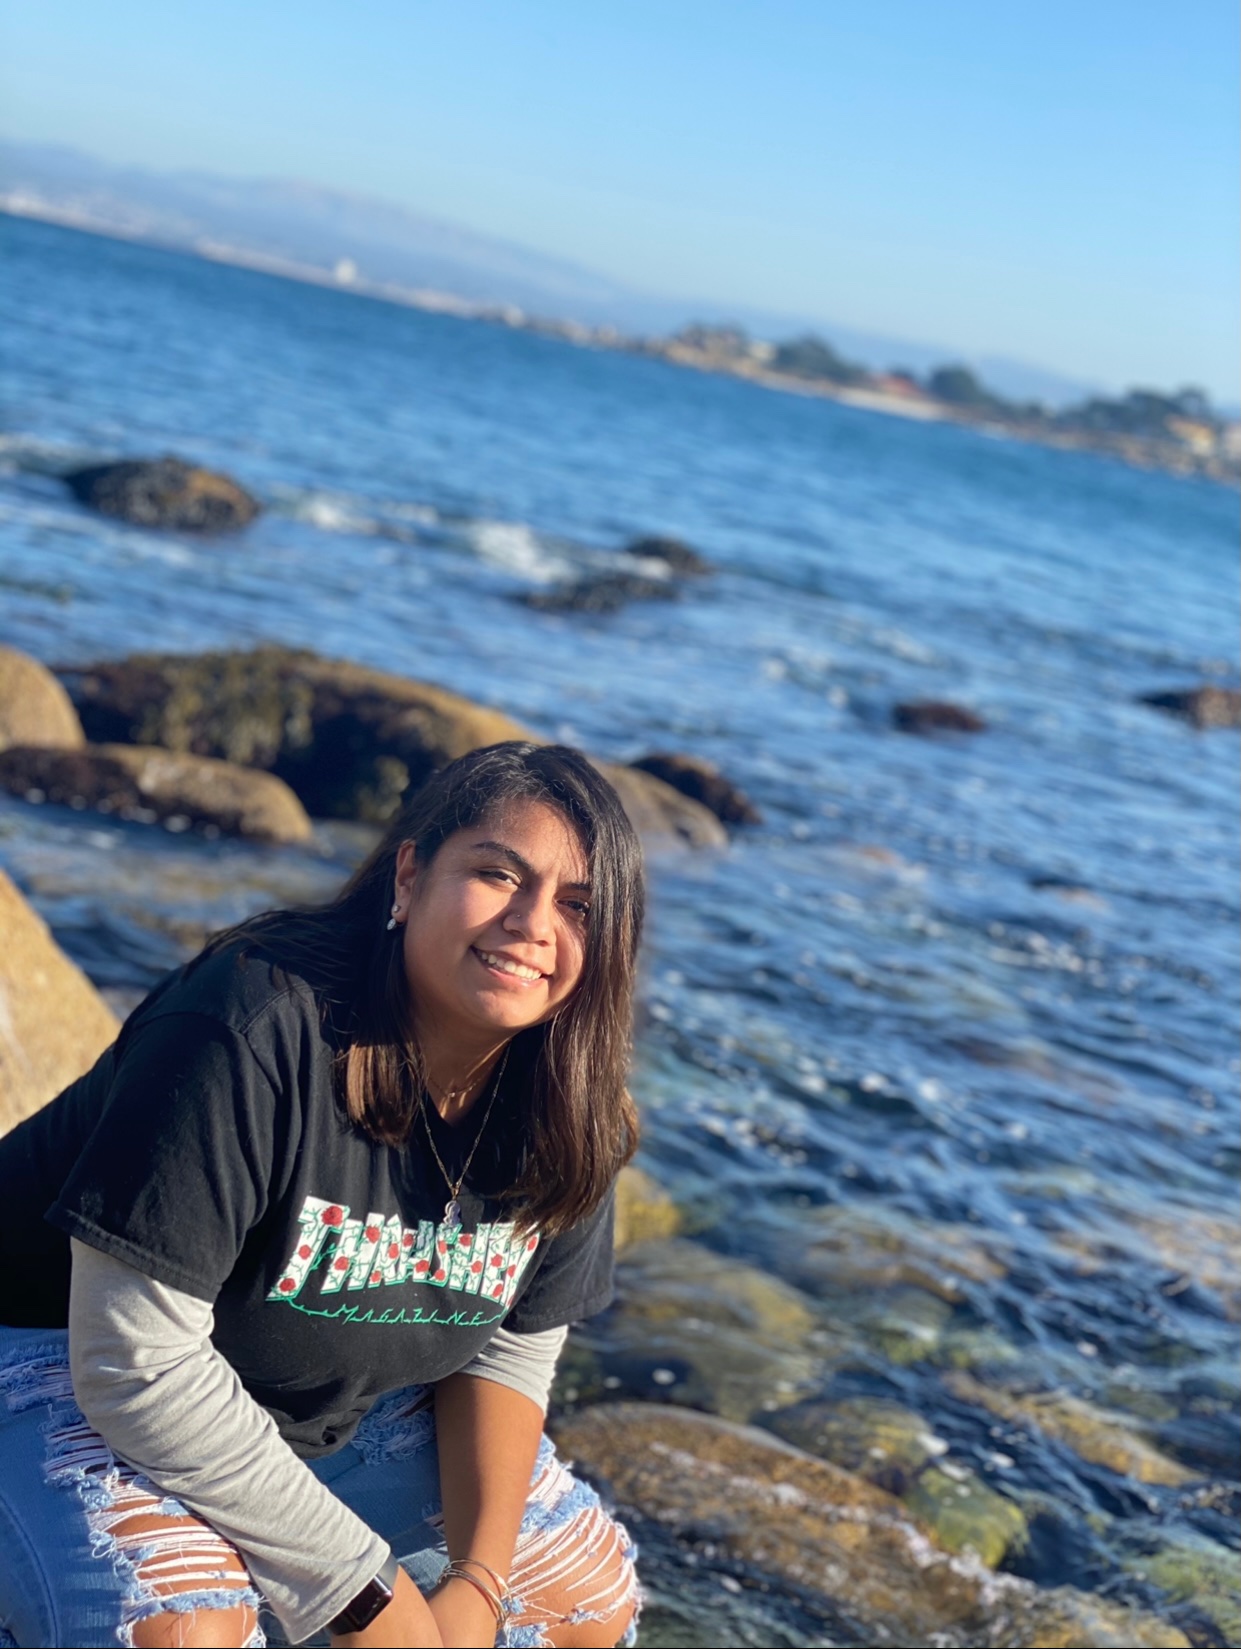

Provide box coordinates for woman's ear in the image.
[393,840,418,911]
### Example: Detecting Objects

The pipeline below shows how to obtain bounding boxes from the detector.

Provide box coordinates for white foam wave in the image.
[276,487,436,543]
[457,519,576,583]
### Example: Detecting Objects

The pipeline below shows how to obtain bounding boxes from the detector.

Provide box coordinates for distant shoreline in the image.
[4,199,1237,486]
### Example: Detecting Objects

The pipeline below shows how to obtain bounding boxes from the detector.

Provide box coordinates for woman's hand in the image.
[329,1564,444,1649]
[428,1573,506,1647]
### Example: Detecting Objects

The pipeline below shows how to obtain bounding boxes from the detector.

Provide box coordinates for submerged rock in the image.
[580,1237,821,1421]
[0,744,313,844]
[64,457,261,532]
[946,1372,1198,1488]
[629,752,761,825]
[551,1403,1188,1647]
[763,1395,943,1491]
[519,572,680,614]
[904,1465,1028,1569]
[894,701,988,734]
[1139,686,1241,729]
[1120,1530,1241,1647]
[614,1165,682,1253]
[0,870,119,1132]
[623,534,713,576]
[0,646,85,753]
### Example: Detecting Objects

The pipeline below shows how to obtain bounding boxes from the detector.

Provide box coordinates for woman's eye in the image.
[563,899,591,919]
[479,867,518,886]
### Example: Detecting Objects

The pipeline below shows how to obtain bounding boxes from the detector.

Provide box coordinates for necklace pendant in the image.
[443,1199,463,1236]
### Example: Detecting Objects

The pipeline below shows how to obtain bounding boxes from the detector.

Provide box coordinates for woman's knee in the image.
[131,1602,259,1649]
[510,1496,639,1649]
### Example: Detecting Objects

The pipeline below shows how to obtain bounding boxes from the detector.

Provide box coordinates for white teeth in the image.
[477,950,543,982]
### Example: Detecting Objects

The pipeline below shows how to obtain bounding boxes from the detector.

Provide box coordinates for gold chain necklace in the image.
[420,1044,511,1238]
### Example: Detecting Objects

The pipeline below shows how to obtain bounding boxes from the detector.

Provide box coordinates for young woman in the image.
[0,742,643,1649]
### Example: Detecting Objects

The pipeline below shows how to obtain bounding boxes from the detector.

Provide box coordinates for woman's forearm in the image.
[432,1370,545,1632]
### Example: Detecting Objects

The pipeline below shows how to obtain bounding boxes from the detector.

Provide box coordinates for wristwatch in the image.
[328,1552,401,1636]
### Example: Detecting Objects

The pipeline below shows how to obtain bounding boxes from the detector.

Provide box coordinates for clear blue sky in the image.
[2,1,1237,399]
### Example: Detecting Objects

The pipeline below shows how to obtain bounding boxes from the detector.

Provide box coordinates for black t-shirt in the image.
[0,946,614,1456]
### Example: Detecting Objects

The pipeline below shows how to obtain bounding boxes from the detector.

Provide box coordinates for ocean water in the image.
[2,214,1238,1644]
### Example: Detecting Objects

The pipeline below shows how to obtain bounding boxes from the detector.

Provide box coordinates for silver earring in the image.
[387,902,400,932]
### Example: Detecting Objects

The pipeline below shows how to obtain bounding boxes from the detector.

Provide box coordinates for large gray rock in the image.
[0,870,119,1134]
[64,457,260,532]
[0,646,85,753]
[0,743,313,844]
[1140,686,1241,729]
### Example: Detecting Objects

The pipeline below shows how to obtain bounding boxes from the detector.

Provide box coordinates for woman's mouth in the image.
[472,947,547,986]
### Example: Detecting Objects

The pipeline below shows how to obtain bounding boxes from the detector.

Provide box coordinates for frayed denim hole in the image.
[350,1384,437,1465]
[0,1344,76,1414]
[518,1470,600,1537]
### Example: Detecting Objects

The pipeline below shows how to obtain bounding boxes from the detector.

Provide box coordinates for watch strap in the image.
[327,1551,401,1636]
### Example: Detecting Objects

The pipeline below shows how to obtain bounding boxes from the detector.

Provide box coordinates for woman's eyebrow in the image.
[469,840,591,892]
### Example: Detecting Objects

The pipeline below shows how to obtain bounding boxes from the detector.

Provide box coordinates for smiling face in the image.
[394,797,591,1056]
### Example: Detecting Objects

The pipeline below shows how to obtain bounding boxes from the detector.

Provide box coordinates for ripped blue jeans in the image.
[0,1329,639,1649]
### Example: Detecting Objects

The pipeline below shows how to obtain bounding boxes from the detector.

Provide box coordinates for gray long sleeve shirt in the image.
[68,1239,566,1643]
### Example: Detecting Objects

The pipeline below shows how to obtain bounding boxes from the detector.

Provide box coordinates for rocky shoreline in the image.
[2,591,1237,1644]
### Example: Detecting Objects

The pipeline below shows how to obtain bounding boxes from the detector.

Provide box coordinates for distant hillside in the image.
[0,139,1099,407]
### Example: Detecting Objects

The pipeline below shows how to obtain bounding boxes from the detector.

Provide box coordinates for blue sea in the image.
[2,214,1238,1645]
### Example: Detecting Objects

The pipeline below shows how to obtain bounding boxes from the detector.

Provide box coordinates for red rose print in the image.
[402,1232,414,1248]
[334,1257,349,1271]
[434,1270,446,1282]
[507,1265,516,1277]
[364,1226,380,1243]
[491,1255,503,1267]
[278,1277,295,1293]
[471,1261,482,1274]
[526,1237,538,1251]
[369,1271,381,1285]
[322,1206,344,1226]
[297,1245,311,1260]
[491,1284,503,1298]
[387,1244,399,1259]
[458,1234,472,1248]
[414,1260,429,1275]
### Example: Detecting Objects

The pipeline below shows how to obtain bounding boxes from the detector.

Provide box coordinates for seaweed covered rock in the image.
[0,646,85,753]
[0,744,313,844]
[894,700,987,734]
[0,870,119,1133]
[1139,686,1241,729]
[622,534,713,576]
[577,1237,821,1420]
[61,648,532,825]
[945,1372,1197,1487]
[629,751,761,825]
[64,457,260,532]
[551,1404,1188,1648]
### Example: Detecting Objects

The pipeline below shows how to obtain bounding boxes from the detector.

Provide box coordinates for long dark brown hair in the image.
[208,742,643,1235]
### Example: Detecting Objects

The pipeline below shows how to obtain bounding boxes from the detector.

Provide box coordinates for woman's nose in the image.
[504,889,555,941]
